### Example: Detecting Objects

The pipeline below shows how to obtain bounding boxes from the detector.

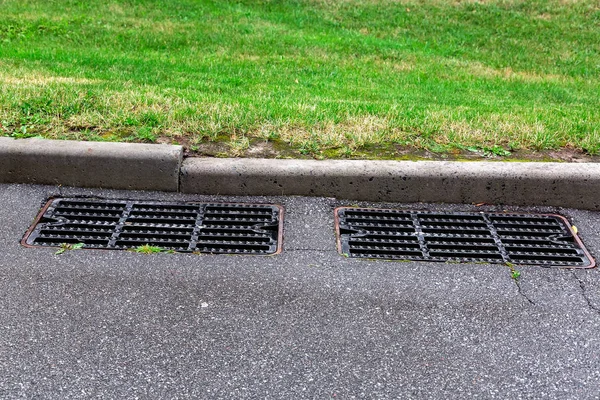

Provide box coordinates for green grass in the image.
[133,244,172,254]
[54,242,84,255]
[1,0,599,158]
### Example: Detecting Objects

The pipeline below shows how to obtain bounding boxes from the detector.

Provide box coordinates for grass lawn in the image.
[0,0,599,159]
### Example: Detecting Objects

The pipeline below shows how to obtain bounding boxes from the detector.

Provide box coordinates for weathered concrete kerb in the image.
[2,137,600,210]
[181,158,600,210]
[0,137,182,191]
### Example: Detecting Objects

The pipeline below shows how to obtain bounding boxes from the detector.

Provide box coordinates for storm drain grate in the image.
[23,198,283,255]
[335,207,594,268]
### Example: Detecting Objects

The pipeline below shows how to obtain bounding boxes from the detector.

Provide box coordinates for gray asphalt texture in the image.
[1,183,600,399]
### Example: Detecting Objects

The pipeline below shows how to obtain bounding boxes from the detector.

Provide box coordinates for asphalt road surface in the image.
[1,183,600,399]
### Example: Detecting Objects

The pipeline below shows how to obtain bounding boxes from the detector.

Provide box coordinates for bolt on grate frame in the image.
[335,207,594,268]
[23,198,283,255]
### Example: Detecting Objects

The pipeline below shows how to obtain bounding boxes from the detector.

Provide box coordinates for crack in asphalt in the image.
[571,271,600,315]
[514,279,536,305]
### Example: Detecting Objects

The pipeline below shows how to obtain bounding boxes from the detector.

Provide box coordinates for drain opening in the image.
[23,198,283,255]
[335,207,594,268]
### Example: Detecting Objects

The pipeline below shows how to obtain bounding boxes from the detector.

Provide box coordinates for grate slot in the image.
[24,199,283,255]
[33,237,110,245]
[504,245,580,254]
[127,216,197,224]
[490,215,560,223]
[115,238,190,246]
[421,222,488,229]
[422,227,492,235]
[132,204,199,210]
[52,215,122,223]
[196,243,274,253]
[342,224,415,232]
[427,238,496,245]
[336,207,594,268]
[495,228,565,236]
[492,222,561,229]
[205,209,275,216]
[197,235,272,243]
[349,237,419,245]
[351,247,424,256]
[122,226,194,233]
[343,209,412,217]
[427,244,499,251]
[119,231,193,239]
[501,237,573,244]
[203,217,274,224]
[509,254,586,263]
[39,227,114,235]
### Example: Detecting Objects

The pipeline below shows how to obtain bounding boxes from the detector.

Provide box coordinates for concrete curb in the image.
[1,138,599,210]
[0,137,182,191]
[181,158,600,210]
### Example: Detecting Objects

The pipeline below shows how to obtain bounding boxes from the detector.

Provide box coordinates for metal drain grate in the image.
[335,207,594,268]
[23,198,283,255]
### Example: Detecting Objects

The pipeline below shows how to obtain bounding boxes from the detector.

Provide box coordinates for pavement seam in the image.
[571,271,600,315]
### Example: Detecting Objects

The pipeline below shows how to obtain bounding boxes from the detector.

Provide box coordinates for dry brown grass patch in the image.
[0,74,101,87]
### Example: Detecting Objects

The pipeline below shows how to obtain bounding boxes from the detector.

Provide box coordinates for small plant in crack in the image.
[134,244,171,254]
[55,242,84,255]
[511,269,521,280]
[506,262,521,280]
